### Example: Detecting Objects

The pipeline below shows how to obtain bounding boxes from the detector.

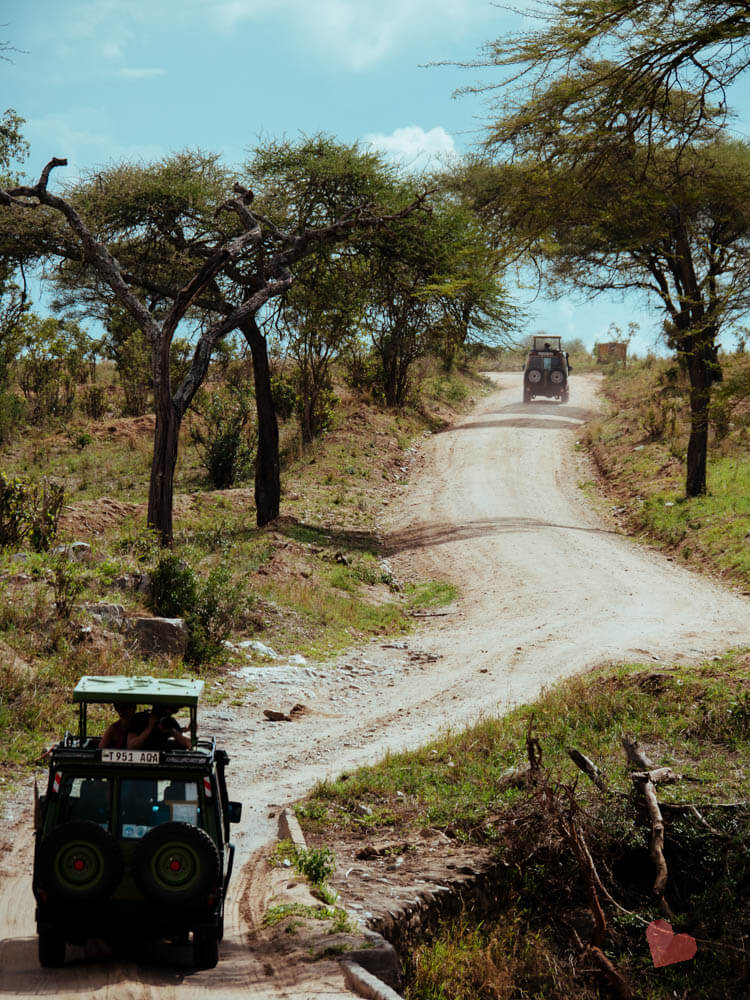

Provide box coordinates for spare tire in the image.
[38,821,123,903]
[550,369,564,384]
[133,822,220,906]
[526,369,542,384]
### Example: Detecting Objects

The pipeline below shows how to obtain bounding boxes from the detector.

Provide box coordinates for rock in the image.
[263,709,291,722]
[84,603,126,629]
[52,541,92,562]
[127,616,188,655]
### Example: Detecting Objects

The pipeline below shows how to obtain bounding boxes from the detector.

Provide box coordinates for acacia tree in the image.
[1,157,289,543]
[482,0,750,137]
[1,147,425,541]
[460,67,750,495]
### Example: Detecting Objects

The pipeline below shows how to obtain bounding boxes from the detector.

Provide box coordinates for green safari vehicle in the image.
[32,676,242,969]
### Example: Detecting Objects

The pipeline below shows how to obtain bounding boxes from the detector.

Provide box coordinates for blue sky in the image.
[4,0,750,357]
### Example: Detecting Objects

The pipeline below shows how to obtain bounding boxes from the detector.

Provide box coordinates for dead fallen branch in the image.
[588,945,634,1000]
[568,747,610,793]
[622,736,674,919]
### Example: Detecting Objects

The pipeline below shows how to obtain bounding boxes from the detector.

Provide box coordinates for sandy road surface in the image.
[2,371,749,998]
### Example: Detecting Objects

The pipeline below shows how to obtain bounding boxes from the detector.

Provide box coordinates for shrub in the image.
[293,845,335,887]
[150,554,198,618]
[51,556,85,619]
[185,565,247,665]
[150,554,246,665]
[0,474,65,552]
[81,384,108,420]
[0,391,25,443]
[118,330,150,417]
[270,372,298,421]
[190,387,256,489]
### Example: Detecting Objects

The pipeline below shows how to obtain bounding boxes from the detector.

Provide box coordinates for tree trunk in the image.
[684,335,713,498]
[147,359,181,547]
[241,317,280,526]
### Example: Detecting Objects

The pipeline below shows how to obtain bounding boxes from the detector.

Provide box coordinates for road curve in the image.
[1,371,749,997]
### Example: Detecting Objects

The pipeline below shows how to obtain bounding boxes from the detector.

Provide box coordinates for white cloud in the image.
[364,125,457,172]
[198,0,476,69]
[26,107,164,179]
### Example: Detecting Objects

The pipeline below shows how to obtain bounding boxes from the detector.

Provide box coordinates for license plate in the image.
[101,749,160,764]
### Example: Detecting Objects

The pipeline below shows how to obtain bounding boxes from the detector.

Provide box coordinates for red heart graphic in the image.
[646,919,697,968]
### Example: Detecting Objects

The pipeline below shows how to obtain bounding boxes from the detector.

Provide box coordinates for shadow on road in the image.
[439,400,597,434]
[385,515,617,555]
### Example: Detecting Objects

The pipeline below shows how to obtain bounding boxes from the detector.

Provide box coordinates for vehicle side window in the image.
[119,778,200,839]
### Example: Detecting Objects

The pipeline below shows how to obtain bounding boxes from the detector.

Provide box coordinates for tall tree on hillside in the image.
[461,69,750,495]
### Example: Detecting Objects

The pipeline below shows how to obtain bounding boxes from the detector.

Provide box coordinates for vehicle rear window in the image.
[119,778,201,839]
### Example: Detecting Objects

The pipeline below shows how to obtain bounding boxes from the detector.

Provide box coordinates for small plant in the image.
[51,556,85,619]
[293,845,336,887]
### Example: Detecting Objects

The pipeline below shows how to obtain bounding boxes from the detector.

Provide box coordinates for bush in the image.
[186,565,247,665]
[0,391,25,443]
[118,330,151,417]
[150,554,247,665]
[81,384,108,420]
[190,387,256,489]
[150,554,198,618]
[270,372,297,421]
[0,474,65,552]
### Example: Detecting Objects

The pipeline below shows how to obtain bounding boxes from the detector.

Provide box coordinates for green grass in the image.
[296,652,750,999]
[585,354,750,588]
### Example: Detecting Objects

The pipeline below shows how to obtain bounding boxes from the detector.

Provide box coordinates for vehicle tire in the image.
[38,821,123,903]
[550,369,564,384]
[523,388,532,403]
[38,925,66,967]
[527,369,542,384]
[561,388,569,403]
[193,925,219,968]
[134,822,220,906]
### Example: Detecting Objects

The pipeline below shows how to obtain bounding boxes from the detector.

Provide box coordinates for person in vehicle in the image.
[127,704,191,750]
[99,702,136,749]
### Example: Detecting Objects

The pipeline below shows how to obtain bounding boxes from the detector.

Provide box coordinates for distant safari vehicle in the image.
[523,335,571,403]
[32,676,242,969]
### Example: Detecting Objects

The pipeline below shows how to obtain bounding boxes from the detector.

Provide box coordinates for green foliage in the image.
[0,390,24,443]
[117,329,150,417]
[190,385,256,488]
[17,314,91,423]
[81,383,108,420]
[150,554,198,618]
[270,371,297,421]
[185,564,247,665]
[50,556,85,619]
[150,553,247,664]
[292,845,336,886]
[0,474,65,552]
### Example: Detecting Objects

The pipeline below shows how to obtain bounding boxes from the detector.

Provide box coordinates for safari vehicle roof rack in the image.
[72,675,204,748]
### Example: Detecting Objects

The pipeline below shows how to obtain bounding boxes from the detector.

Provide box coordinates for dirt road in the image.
[2,371,749,997]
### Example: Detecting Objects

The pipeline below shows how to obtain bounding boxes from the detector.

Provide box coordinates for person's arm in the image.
[171,729,191,750]
[99,723,116,749]
[127,713,158,749]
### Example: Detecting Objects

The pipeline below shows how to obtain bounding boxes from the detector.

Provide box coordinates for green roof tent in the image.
[73,676,204,747]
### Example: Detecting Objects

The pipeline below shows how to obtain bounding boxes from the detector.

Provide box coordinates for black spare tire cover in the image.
[38,820,124,902]
[133,822,220,905]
